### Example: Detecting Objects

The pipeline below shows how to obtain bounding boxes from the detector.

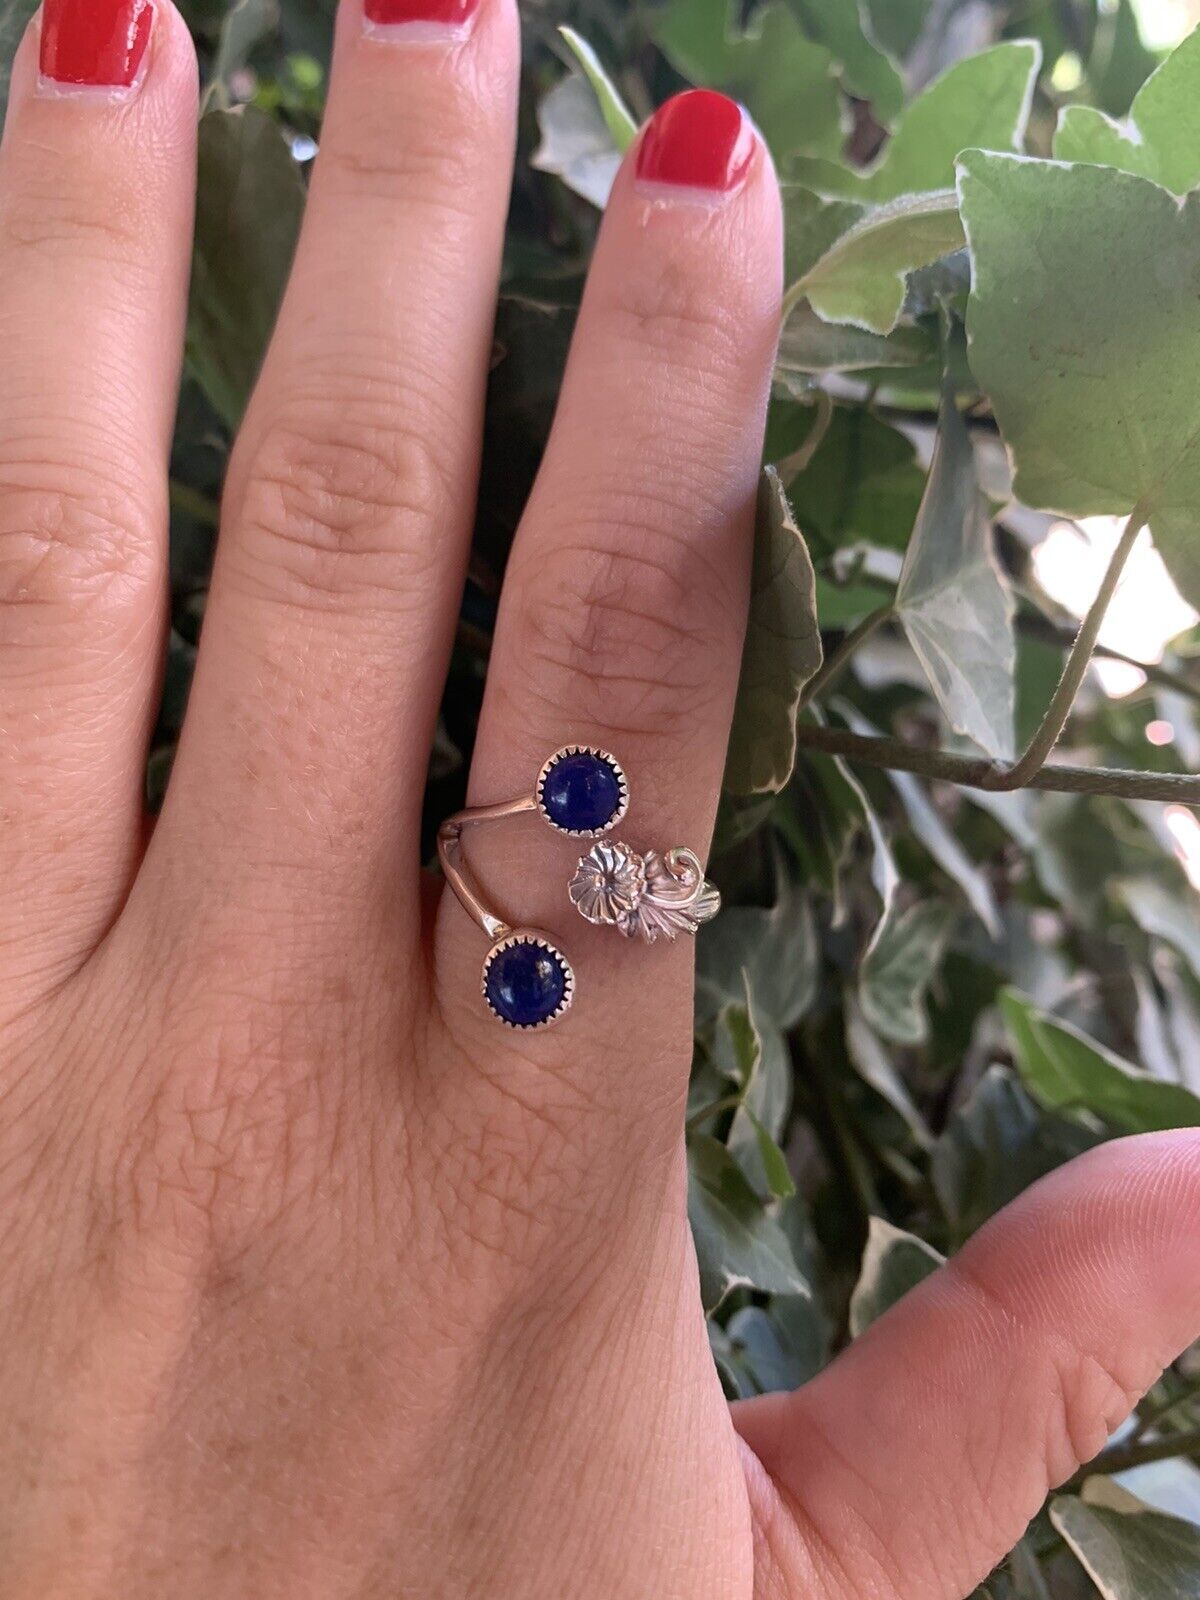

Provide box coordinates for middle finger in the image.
[153,0,519,924]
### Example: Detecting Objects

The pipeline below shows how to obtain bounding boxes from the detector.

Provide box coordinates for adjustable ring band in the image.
[437,745,721,1029]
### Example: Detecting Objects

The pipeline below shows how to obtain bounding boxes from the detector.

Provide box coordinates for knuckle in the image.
[0,176,146,263]
[592,257,750,378]
[0,459,157,622]
[229,402,453,613]
[1047,1343,1150,1484]
[511,536,735,738]
[320,74,498,215]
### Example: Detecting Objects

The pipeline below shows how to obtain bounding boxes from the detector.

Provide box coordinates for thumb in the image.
[733,1130,1200,1600]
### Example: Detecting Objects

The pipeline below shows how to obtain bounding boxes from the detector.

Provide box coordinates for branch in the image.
[1063,1426,1200,1493]
[794,723,1200,805]
[798,603,893,714]
[1003,510,1147,789]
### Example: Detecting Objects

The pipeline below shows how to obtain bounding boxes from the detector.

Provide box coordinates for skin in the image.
[0,2,1197,1596]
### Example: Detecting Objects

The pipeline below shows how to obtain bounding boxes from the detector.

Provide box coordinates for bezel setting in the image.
[481,932,575,1030]
[535,745,629,838]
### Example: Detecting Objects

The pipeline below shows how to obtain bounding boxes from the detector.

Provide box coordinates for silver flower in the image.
[569,840,646,927]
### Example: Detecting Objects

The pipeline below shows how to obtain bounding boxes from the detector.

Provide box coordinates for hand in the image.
[1,1,1197,1595]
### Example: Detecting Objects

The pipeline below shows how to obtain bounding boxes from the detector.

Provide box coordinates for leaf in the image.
[849,1217,943,1336]
[792,43,1040,201]
[0,0,37,127]
[725,1305,811,1392]
[1120,879,1200,986]
[777,302,932,373]
[653,0,844,162]
[859,899,955,1046]
[792,189,964,335]
[1051,1492,1200,1599]
[187,106,305,430]
[844,991,930,1144]
[958,151,1200,614]
[861,0,931,65]
[687,1135,810,1312]
[1002,990,1200,1135]
[1054,25,1200,196]
[839,706,1002,938]
[724,468,823,796]
[785,0,903,122]
[531,73,622,209]
[784,405,926,558]
[558,27,637,153]
[932,1066,1098,1241]
[696,864,818,1028]
[896,384,1016,759]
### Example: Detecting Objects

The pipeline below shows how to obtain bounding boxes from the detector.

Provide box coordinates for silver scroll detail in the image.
[568,840,721,943]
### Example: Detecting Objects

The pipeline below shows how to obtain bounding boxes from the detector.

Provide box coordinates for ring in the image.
[437,746,721,1029]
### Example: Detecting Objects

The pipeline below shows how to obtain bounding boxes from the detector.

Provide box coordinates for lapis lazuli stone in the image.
[541,751,622,833]
[485,940,568,1027]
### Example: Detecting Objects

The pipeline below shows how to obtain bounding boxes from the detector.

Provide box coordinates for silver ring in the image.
[437,745,721,1029]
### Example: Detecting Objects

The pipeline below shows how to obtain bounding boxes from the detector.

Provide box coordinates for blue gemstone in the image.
[485,940,568,1027]
[541,751,622,833]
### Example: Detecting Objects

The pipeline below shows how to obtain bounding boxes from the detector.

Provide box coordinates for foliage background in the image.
[5,0,1200,1592]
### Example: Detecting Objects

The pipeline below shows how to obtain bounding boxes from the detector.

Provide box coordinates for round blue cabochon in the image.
[540,750,623,834]
[484,939,569,1027]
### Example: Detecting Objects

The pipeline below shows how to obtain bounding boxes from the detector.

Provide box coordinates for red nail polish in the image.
[635,90,756,195]
[40,0,153,89]
[363,0,479,33]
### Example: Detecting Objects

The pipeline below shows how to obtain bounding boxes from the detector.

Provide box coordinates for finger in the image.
[0,1,196,1002]
[152,0,519,925]
[733,1131,1200,1600]
[440,92,782,1041]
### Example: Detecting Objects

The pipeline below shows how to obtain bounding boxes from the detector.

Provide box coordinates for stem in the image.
[798,604,894,714]
[1063,1426,1200,1493]
[1004,511,1147,789]
[793,723,1200,805]
[685,1093,745,1134]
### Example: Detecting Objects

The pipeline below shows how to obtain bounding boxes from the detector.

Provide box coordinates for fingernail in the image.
[634,89,757,202]
[39,0,153,92]
[362,0,480,41]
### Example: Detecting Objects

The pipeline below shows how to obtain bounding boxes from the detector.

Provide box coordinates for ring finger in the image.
[439,92,783,1062]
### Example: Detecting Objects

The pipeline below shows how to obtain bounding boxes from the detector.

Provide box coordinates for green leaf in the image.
[792,43,1040,201]
[1120,879,1200,985]
[896,385,1016,760]
[959,150,1200,614]
[187,106,305,430]
[785,0,903,122]
[653,0,844,162]
[838,710,1002,940]
[791,189,964,335]
[861,0,930,64]
[687,1135,810,1311]
[531,72,621,209]
[558,27,637,153]
[725,1304,813,1392]
[859,899,955,1046]
[777,302,932,373]
[725,468,823,796]
[0,0,38,127]
[844,991,930,1143]
[932,1066,1098,1241]
[745,1109,797,1200]
[784,405,926,558]
[1054,26,1200,196]
[1051,1491,1200,1599]
[1002,990,1200,1135]
[696,864,818,1028]
[849,1217,943,1336]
